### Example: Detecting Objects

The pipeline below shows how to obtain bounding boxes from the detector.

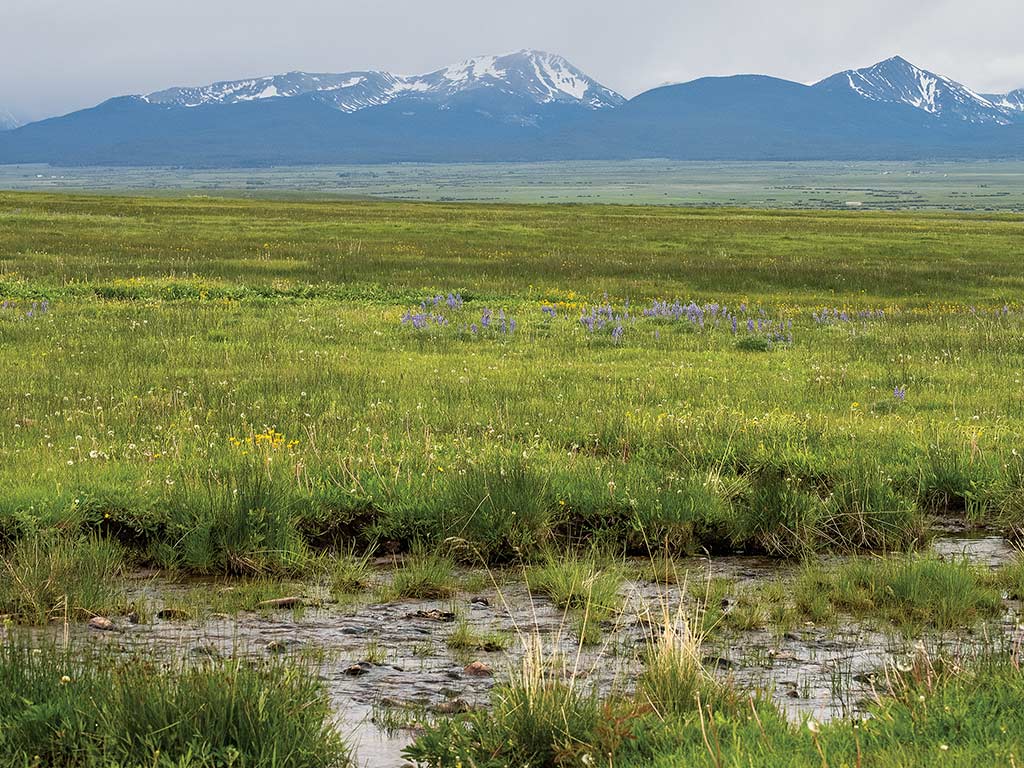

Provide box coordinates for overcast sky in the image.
[3,0,1023,120]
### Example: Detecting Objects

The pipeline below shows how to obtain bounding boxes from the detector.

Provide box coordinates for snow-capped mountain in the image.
[815,56,1021,125]
[985,88,1024,115]
[3,53,1022,166]
[145,71,407,112]
[143,50,624,113]
[0,109,19,131]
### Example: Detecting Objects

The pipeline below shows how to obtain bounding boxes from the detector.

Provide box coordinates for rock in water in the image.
[463,661,493,677]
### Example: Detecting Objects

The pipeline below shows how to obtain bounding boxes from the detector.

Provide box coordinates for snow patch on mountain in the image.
[143,50,624,114]
[985,89,1024,113]
[816,56,1020,125]
[0,109,20,131]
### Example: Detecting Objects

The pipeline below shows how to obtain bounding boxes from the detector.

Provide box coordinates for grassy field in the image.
[4,160,1024,209]
[1,191,1024,573]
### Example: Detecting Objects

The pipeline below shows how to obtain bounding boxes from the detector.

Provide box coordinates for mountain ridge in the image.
[1,53,1021,165]
[142,50,625,113]
[814,56,1022,125]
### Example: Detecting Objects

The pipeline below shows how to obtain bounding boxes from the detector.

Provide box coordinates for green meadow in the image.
[3,191,1024,766]
[2,193,1022,569]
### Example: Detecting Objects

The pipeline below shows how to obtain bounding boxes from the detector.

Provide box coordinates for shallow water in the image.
[21,545,1024,768]
[933,533,1018,567]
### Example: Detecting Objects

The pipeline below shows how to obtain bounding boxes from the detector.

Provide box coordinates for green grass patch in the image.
[0,639,349,767]
[381,551,457,601]
[794,554,1004,629]
[0,533,128,624]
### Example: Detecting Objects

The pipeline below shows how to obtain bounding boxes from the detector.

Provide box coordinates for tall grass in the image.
[407,606,1024,766]
[0,533,127,624]
[0,638,350,767]
[794,554,1003,629]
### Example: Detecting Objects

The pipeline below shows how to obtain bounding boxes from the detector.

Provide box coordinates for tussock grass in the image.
[794,554,1003,629]
[0,638,349,767]
[526,554,624,615]
[380,551,457,601]
[0,533,127,624]
[527,553,624,642]
[323,547,375,598]
[446,618,510,653]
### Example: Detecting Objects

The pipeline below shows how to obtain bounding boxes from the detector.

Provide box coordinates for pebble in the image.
[344,661,376,677]
[463,661,492,677]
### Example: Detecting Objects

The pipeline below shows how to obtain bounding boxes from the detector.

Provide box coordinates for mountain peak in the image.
[814,56,1014,124]
[421,49,624,108]
[142,51,623,114]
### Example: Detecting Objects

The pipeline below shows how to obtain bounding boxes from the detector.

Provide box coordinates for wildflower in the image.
[806,719,820,734]
[59,675,71,685]
[894,385,907,401]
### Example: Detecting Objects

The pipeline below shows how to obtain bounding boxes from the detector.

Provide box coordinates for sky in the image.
[3,0,1023,121]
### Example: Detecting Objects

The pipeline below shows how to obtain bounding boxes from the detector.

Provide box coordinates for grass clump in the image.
[325,548,375,599]
[527,553,624,643]
[406,636,620,767]
[159,464,310,577]
[446,619,510,653]
[0,533,127,625]
[158,577,308,620]
[638,603,720,718]
[527,554,624,617]
[381,551,456,600]
[0,639,350,767]
[794,554,1003,629]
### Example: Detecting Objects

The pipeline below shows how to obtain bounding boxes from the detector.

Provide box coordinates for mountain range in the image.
[0,50,1021,165]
